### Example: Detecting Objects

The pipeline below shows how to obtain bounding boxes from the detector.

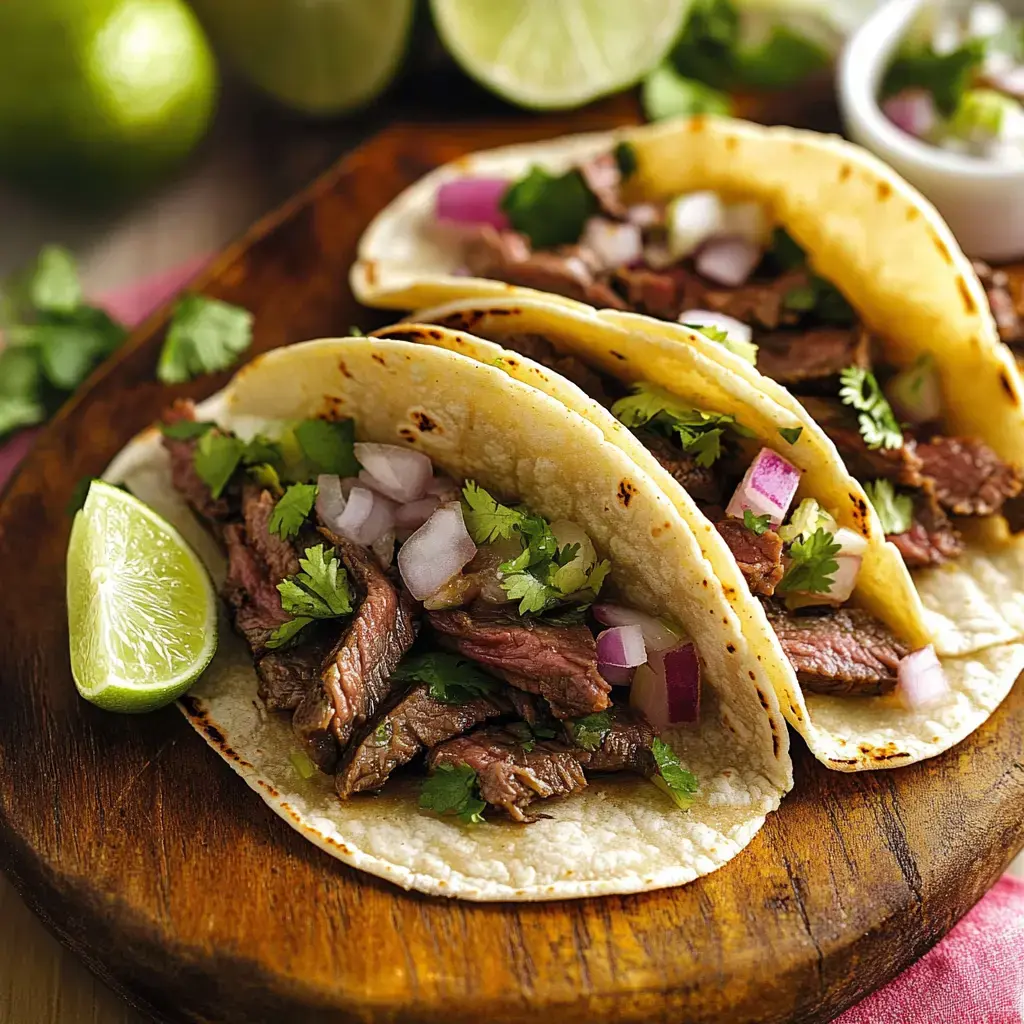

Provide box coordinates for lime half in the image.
[67,481,217,713]
[431,0,691,110]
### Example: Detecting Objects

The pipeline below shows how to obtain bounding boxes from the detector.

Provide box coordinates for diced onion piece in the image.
[695,237,762,287]
[896,645,950,710]
[580,218,643,271]
[315,474,346,526]
[678,309,754,348]
[722,201,772,246]
[968,1,1008,39]
[882,88,938,139]
[425,475,460,500]
[592,603,682,652]
[887,355,943,424]
[436,178,510,229]
[372,529,396,568]
[398,501,477,601]
[354,442,434,503]
[626,203,664,228]
[821,553,862,604]
[330,486,396,547]
[726,448,802,526]
[596,625,647,668]
[600,664,635,686]
[833,526,868,559]
[666,191,726,259]
[395,495,442,533]
[629,643,701,730]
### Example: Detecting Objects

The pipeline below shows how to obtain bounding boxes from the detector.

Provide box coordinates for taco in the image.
[373,298,1024,772]
[104,335,792,900]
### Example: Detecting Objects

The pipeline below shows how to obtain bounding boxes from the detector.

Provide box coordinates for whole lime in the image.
[0,0,218,205]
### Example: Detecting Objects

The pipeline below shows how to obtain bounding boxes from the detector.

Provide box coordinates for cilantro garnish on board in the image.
[268,544,353,649]
[392,653,499,705]
[419,764,487,824]
[776,528,841,596]
[157,294,254,384]
[864,479,913,536]
[839,367,904,451]
[269,483,319,539]
[500,165,597,249]
[651,738,699,810]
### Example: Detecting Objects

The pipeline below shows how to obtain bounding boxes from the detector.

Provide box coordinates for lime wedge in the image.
[67,481,217,714]
[430,0,691,110]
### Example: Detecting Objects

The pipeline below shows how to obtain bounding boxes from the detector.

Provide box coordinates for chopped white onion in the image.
[833,526,869,559]
[726,448,802,526]
[371,529,396,568]
[398,501,477,601]
[315,474,346,526]
[643,241,676,270]
[596,625,647,668]
[968,1,1008,39]
[592,604,681,653]
[721,201,772,246]
[822,554,862,604]
[695,237,762,287]
[580,217,643,271]
[327,486,396,547]
[887,355,943,424]
[896,645,950,710]
[882,89,938,139]
[678,309,754,347]
[626,203,664,228]
[666,191,726,260]
[395,495,442,533]
[629,643,701,730]
[425,475,460,500]
[353,442,434,503]
[436,178,510,229]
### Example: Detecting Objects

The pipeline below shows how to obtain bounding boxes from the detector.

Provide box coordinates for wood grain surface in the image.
[3,110,1024,1024]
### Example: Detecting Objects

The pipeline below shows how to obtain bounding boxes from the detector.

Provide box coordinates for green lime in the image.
[0,0,217,205]
[190,0,415,116]
[67,481,217,714]
[430,0,691,110]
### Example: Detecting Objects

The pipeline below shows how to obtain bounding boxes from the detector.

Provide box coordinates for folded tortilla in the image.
[104,337,792,899]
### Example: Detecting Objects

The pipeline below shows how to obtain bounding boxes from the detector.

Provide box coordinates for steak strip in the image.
[714,517,784,598]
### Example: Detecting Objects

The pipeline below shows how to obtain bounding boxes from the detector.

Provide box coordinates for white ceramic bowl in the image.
[839,0,1024,260]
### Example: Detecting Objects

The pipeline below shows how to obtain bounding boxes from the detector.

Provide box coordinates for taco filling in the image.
[160,400,701,823]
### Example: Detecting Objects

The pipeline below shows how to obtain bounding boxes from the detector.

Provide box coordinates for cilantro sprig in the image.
[783,275,856,326]
[570,711,613,752]
[500,166,597,249]
[269,483,319,539]
[267,544,353,649]
[157,294,253,384]
[743,510,772,536]
[776,528,841,596]
[419,764,487,824]
[839,367,904,451]
[864,479,914,536]
[392,653,499,704]
[651,738,699,811]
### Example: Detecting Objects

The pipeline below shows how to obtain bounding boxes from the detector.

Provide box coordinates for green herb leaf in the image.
[778,426,803,445]
[500,166,597,249]
[642,62,732,122]
[419,764,487,824]
[778,497,836,544]
[839,367,903,451]
[501,571,559,615]
[613,141,638,178]
[0,396,45,438]
[685,322,758,364]
[392,652,499,704]
[277,544,353,619]
[777,527,841,595]
[194,432,246,499]
[160,419,216,440]
[266,616,313,650]
[743,509,772,536]
[28,246,81,314]
[863,479,914,536]
[570,711,614,752]
[269,483,318,539]
[461,481,526,544]
[247,462,284,495]
[157,294,253,384]
[771,227,806,271]
[732,24,829,89]
[668,0,739,90]
[348,325,365,337]
[882,38,985,116]
[651,737,699,810]
[783,274,855,325]
[294,418,358,477]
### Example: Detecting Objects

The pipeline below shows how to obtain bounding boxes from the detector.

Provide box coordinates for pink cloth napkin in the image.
[2,259,1023,1021]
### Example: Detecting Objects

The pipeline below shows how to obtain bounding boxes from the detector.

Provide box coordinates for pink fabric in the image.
[3,259,1024,1021]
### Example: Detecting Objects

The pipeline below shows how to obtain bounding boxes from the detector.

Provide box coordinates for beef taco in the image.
[104,336,792,899]
[374,298,1024,771]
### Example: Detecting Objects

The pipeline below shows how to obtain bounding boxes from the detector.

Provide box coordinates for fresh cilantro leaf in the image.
[29,321,107,390]
[160,419,216,440]
[744,509,772,536]
[0,396,45,438]
[28,246,81,314]
[778,426,803,445]
[732,24,829,89]
[157,294,253,384]
[651,737,699,810]
[500,166,597,249]
[461,481,525,543]
[783,275,855,325]
[266,616,313,650]
[269,483,318,539]
[882,38,985,115]
[0,345,42,398]
[294,418,358,477]
[584,559,611,597]
[642,62,732,122]
[771,227,806,271]
[864,479,913,536]
[571,711,613,752]
[550,560,588,597]
[839,367,903,451]
[194,432,245,499]
[668,0,739,90]
[777,528,841,595]
[419,764,486,824]
[289,748,317,779]
[613,141,638,178]
[782,283,817,312]
[392,652,499,704]
[277,544,353,619]
[502,571,558,615]
[247,462,284,495]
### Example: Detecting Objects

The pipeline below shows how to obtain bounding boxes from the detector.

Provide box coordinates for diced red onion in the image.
[626,203,664,228]
[678,309,754,347]
[395,495,442,532]
[887,356,943,424]
[315,474,346,526]
[326,485,396,547]
[896,645,950,711]
[596,625,647,668]
[592,603,681,652]
[600,664,635,686]
[580,217,643,271]
[353,442,434,503]
[629,643,701,730]
[666,191,726,259]
[436,178,510,230]
[882,88,938,139]
[398,501,477,601]
[695,236,762,287]
[725,448,802,526]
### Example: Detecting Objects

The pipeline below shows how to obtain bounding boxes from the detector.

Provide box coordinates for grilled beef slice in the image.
[886,489,964,569]
[428,727,588,822]
[612,266,686,320]
[427,608,611,719]
[638,429,723,505]
[714,517,784,598]
[693,269,810,330]
[973,259,1024,346]
[755,327,871,394]
[293,533,416,773]
[565,706,657,774]
[161,400,235,523]
[914,436,1022,517]
[336,683,510,797]
[763,602,909,696]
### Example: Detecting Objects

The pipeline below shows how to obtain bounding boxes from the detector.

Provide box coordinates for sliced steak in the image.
[637,429,723,505]
[500,332,611,404]
[579,151,627,218]
[293,533,416,772]
[428,727,588,822]
[755,327,871,394]
[763,603,909,696]
[1002,493,1024,534]
[566,706,657,775]
[915,435,1022,517]
[611,266,684,320]
[336,683,510,798]
[973,259,1024,346]
[257,632,335,712]
[715,517,784,597]
[697,269,810,329]
[161,400,235,523]
[887,489,964,569]
[427,608,611,719]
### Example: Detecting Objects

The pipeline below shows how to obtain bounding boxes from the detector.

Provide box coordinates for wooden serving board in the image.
[3,112,1024,1024]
